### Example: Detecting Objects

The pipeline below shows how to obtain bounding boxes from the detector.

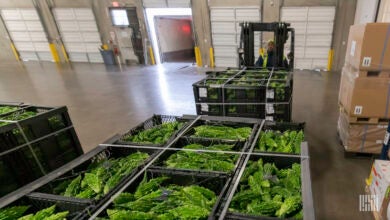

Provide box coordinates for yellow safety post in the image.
[10,43,20,61]
[194,47,199,66]
[194,46,202,67]
[327,49,334,71]
[149,46,155,65]
[61,44,69,62]
[209,47,214,68]
[49,43,60,63]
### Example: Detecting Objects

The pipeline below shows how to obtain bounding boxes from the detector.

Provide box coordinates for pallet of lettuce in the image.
[0,103,83,197]
[193,69,293,121]
[0,115,313,219]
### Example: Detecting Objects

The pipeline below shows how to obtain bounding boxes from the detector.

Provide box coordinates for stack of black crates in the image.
[0,115,313,220]
[193,68,293,121]
[0,103,83,197]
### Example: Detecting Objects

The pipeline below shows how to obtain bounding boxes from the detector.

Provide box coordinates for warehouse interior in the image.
[0,0,390,219]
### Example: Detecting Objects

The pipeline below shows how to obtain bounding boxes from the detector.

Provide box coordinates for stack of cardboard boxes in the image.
[338,23,390,154]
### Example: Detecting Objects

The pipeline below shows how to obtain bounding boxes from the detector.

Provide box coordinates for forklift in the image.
[238,22,295,70]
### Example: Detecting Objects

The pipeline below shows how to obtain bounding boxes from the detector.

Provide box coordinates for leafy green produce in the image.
[122,121,183,145]
[0,111,37,127]
[204,79,226,85]
[164,143,238,172]
[191,125,252,141]
[0,106,18,115]
[257,130,304,154]
[230,159,302,218]
[0,206,29,220]
[106,175,217,219]
[16,205,68,220]
[59,152,148,199]
[134,175,168,199]
[269,81,287,101]
[63,175,81,197]
[206,72,234,79]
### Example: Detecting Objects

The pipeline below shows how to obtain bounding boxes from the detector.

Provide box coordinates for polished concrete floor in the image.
[0,61,374,219]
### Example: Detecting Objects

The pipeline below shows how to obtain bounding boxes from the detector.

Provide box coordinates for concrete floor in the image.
[0,61,374,219]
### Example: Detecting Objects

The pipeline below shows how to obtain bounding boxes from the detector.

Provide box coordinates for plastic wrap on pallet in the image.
[338,111,388,154]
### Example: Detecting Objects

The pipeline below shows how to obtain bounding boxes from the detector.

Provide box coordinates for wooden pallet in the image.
[343,63,390,78]
[347,116,389,124]
[343,149,380,159]
[339,104,390,124]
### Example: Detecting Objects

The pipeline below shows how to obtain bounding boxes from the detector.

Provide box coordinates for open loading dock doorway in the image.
[154,16,195,63]
[145,8,194,65]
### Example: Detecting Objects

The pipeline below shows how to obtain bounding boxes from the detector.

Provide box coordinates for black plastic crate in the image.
[116,115,192,147]
[263,101,292,122]
[224,80,268,103]
[0,149,38,197]
[0,129,82,197]
[205,70,239,79]
[27,192,94,218]
[29,145,160,219]
[225,104,265,118]
[253,122,305,155]
[0,106,74,153]
[193,78,226,103]
[0,196,80,219]
[196,102,291,122]
[182,117,258,142]
[223,154,303,220]
[0,103,27,117]
[150,137,247,173]
[196,103,224,116]
[95,167,231,219]
[224,79,292,103]
[263,121,305,132]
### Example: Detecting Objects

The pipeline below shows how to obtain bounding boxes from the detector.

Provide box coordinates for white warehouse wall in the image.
[354,0,379,24]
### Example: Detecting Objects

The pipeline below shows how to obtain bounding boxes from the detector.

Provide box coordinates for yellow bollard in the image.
[194,46,202,67]
[327,49,334,71]
[149,46,155,65]
[61,44,69,62]
[49,43,60,63]
[209,47,214,68]
[10,43,20,61]
[194,47,199,66]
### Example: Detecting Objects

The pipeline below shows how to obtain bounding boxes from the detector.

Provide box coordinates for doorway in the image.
[145,8,195,65]
[155,16,195,63]
[109,7,144,64]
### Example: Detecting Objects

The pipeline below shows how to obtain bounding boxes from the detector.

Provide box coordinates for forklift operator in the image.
[255,40,288,68]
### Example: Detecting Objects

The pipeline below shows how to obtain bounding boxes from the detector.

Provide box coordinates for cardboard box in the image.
[338,112,387,153]
[368,160,390,219]
[345,23,390,71]
[339,66,390,118]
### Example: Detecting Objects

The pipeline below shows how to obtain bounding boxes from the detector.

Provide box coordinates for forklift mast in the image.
[238,22,295,70]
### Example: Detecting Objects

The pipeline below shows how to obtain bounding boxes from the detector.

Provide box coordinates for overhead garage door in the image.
[1,9,51,61]
[282,7,335,70]
[53,8,103,63]
[210,7,260,67]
